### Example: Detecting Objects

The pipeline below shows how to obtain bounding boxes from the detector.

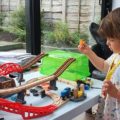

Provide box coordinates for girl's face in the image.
[106,38,120,53]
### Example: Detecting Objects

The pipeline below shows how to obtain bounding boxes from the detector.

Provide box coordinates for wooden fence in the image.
[41,0,101,33]
[0,0,101,36]
[0,0,24,12]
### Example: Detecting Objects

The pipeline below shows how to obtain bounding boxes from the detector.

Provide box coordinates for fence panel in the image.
[0,0,101,36]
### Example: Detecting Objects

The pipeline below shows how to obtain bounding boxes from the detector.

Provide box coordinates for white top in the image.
[104,54,120,120]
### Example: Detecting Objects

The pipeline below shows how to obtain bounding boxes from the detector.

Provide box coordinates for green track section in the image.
[39,50,90,81]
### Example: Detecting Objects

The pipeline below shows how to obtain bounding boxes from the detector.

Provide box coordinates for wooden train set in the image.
[0,52,92,119]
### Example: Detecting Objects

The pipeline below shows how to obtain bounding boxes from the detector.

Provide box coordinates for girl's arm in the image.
[86,50,109,73]
[102,80,120,100]
[78,44,109,73]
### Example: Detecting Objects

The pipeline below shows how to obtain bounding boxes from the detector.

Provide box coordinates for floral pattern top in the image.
[103,54,120,120]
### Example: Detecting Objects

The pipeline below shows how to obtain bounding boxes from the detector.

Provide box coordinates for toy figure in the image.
[16,90,26,104]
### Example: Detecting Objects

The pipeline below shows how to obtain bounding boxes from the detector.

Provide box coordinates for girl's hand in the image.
[102,80,119,99]
[77,43,92,55]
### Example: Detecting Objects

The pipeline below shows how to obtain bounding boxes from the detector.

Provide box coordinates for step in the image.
[0,41,25,51]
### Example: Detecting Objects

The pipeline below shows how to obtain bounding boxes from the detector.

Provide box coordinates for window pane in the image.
[41,0,101,52]
[0,0,26,51]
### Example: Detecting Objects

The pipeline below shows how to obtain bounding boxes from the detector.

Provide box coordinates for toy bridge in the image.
[0,95,57,119]
[0,52,47,76]
[0,91,69,119]
[0,58,75,96]
[0,58,75,119]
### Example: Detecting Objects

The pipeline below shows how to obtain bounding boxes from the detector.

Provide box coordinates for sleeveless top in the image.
[103,54,120,120]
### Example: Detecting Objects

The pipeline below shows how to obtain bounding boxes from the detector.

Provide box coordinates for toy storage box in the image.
[39,50,90,81]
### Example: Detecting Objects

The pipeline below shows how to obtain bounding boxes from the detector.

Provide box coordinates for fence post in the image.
[50,0,53,23]
[0,0,2,12]
[78,0,82,32]
[62,0,67,22]
[17,0,22,5]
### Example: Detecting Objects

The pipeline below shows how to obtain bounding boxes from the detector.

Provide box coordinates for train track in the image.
[0,58,75,96]
[0,53,47,76]
[53,58,75,77]
[0,57,76,119]
[46,92,69,107]
[0,92,68,119]
[0,75,55,96]
[22,52,48,70]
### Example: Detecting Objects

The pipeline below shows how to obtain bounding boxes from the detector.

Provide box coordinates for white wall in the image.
[112,0,120,10]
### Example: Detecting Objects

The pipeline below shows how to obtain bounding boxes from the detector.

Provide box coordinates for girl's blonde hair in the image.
[98,7,120,40]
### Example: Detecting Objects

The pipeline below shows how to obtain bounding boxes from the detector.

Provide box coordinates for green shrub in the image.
[3,6,45,42]
[0,12,6,31]
[0,12,6,26]
[44,22,88,47]
[70,31,88,46]
[53,22,69,43]
[43,22,70,46]
[41,11,49,32]
[43,31,55,44]
[2,5,26,42]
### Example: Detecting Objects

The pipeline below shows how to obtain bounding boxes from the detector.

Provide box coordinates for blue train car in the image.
[60,87,71,100]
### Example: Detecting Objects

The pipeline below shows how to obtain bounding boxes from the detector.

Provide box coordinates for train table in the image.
[0,71,103,120]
